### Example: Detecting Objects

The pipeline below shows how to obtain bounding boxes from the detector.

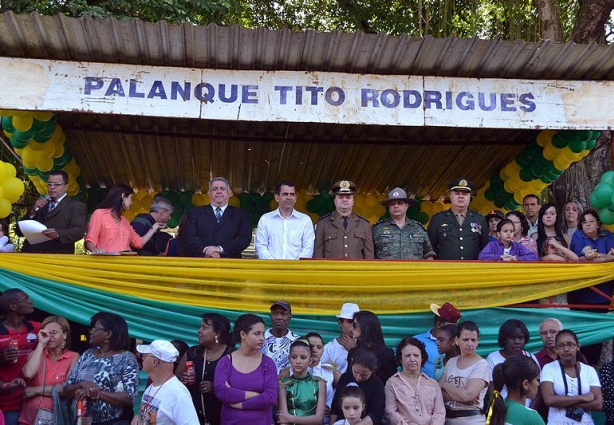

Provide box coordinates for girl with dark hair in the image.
[540,330,602,425]
[176,313,234,425]
[334,386,366,425]
[85,183,160,253]
[277,339,327,424]
[352,311,397,384]
[540,236,579,262]
[330,348,386,425]
[385,337,445,424]
[434,324,459,381]
[486,320,539,406]
[64,312,138,425]
[439,321,490,424]
[532,203,569,255]
[486,354,543,425]
[478,219,538,261]
[214,314,278,425]
[506,211,537,254]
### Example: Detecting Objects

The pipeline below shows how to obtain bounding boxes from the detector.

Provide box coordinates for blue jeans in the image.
[3,410,20,425]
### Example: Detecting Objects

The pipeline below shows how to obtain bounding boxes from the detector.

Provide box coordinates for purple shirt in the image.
[478,240,539,261]
[214,354,278,425]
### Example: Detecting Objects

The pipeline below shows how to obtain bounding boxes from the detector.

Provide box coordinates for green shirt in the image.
[504,399,545,425]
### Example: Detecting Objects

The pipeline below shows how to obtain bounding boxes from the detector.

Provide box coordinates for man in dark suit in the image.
[181,177,252,258]
[427,178,488,260]
[17,170,87,254]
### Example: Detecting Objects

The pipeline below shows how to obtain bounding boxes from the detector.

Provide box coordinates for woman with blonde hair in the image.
[18,316,80,425]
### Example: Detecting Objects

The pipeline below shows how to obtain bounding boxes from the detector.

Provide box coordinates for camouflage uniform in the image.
[373,218,436,260]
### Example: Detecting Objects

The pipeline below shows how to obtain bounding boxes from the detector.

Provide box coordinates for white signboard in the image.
[0,57,612,130]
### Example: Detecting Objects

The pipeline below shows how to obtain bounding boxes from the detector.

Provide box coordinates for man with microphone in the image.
[17,170,87,253]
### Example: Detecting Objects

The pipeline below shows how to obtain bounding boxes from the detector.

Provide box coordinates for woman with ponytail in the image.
[486,354,543,425]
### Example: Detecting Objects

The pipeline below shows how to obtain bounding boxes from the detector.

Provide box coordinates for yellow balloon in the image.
[373,203,386,217]
[37,156,54,172]
[191,193,205,206]
[536,130,556,147]
[433,200,446,213]
[20,147,39,168]
[28,140,46,151]
[3,162,17,179]
[420,201,433,215]
[368,215,379,225]
[365,195,378,208]
[123,210,137,222]
[294,196,307,212]
[3,131,13,139]
[361,206,373,218]
[68,187,79,197]
[133,190,149,201]
[2,177,25,203]
[353,194,365,208]
[229,196,240,207]
[141,195,153,210]
[0,198,11,218]
[130,198,142,212]
[543,144,558,161]
[308,213,320,224]
[12,114,34,132]
[49,125,64,143]
[269,199,277,211]
[33,111,54,122]
[52,141,65,158]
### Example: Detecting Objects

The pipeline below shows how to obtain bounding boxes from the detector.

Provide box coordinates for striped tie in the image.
[215,207,222,223]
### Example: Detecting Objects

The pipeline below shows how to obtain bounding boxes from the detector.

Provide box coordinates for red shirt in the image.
[0,320,41,411]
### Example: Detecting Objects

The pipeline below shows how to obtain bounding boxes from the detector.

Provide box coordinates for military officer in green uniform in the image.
[427,178,488,260]
[372,187,436,260]
[314,180,374,259]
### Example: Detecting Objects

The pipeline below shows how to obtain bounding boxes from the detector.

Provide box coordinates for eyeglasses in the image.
[556,342,577,350]
[47,182,66,187]
[539,330,559,336]
[90,327,106,333]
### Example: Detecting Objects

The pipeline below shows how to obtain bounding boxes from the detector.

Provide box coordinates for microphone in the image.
[34,195,51,212]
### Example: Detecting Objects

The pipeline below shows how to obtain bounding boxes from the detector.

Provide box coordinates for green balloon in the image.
[592,183,614,208]
[601,171,614,186]
[415,212,429,224]
[568,139,586,153]
[519,168,534,182]
[407,205,419,217]
[262,192,274,201]
[1,116,15,133]
[599,208,614,225]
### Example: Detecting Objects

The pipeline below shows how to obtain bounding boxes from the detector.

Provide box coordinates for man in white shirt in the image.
[321,302,360,381]
[523,194,540,237]
[255,180,315,259]
[134,340,198,425]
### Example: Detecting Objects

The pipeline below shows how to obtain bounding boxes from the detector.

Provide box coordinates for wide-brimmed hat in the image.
[430,302,462,324]
[336,303,360,320]
[380,187,413,206]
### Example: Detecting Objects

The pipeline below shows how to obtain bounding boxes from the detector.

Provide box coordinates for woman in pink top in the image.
[85,183,160,253]
[18,316,80,425]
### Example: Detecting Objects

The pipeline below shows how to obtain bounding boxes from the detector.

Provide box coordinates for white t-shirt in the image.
[486,349,540,406]
[442,356,490,411]
[137,375,199,425]
[309,361,335,407]
[322,338,350,374]
[541,361,600,425]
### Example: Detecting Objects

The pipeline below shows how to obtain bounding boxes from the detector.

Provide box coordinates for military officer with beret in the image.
[372,187,436,260]
[427,178,488,260]
[314,180,374,259]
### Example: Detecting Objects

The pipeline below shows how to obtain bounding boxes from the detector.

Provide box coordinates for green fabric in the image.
[1,268,613,355]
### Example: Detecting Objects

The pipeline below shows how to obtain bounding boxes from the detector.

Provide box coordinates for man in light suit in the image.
[18,170,86,254]
[181,177,252,258]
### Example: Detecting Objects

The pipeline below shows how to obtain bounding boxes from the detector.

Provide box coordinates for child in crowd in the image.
[539,236,579,262]
[278,339,327,424]
[478,219,539,261]
[434,323,459,381]
[306,332,335,424]
[334,386,366,425]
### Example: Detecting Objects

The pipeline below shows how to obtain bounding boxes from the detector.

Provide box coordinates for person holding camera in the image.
[540,329,602,424]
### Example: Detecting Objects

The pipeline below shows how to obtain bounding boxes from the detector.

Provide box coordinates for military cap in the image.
[380,187,413,206]
[448,178,474,193]
[331,180,356,195]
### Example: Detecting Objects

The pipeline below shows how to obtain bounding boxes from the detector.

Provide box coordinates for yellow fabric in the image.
[2,254,613,314]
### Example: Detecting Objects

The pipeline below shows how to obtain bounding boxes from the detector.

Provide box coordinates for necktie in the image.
[343,216,348,230]
[215,207,222,223]
[48,200,57,212]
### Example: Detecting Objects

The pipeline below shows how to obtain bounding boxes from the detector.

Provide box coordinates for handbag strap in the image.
[38,353,47,409]
[559,360,581,395]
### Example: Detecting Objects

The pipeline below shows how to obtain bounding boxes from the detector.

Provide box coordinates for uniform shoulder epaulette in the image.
[408,218,428,231]
[372,219,388,227]
[356,214,370,222]
[318,212,333,220]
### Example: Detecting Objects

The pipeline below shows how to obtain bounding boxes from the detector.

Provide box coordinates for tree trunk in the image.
[552,1,614,209]
[535,0,564,41]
